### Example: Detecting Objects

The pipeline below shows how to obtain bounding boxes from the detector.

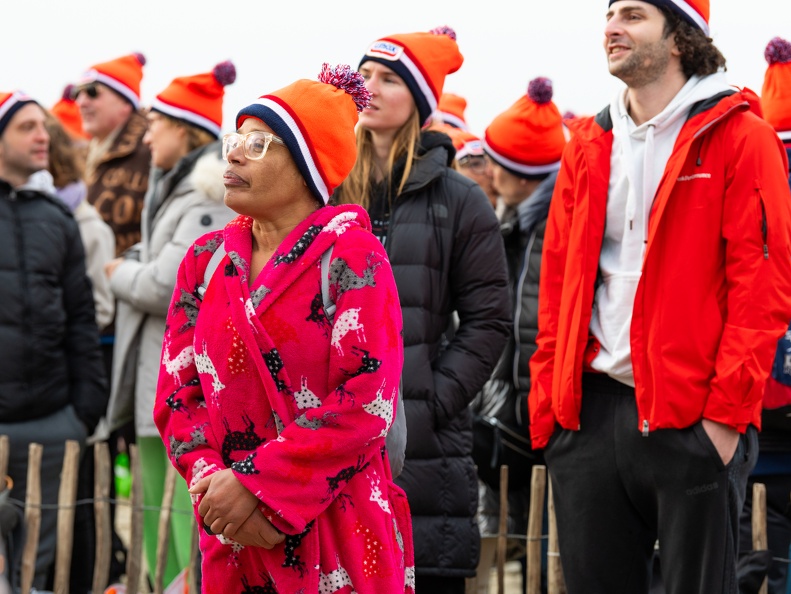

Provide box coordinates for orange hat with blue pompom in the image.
[484,77,567,179]
[152,61,236,138]
[236,64,371,205]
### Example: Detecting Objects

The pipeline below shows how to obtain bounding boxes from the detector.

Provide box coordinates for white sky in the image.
[2,0,790,137]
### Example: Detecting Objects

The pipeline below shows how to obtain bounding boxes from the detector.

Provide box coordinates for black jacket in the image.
[472,172,557,489]
[375,131,511,577]
[0,180,107,433]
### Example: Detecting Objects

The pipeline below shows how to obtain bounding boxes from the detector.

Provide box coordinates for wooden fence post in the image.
[92,442,112,594]
[20,443,43,594]
[53,440,80,594]
[154,465,178,594]
[188,522,200,594]
[0,437,8,491]
[126,444,144,594]
[496,465,509,594]
[547,480,566,594]
[751,482,768,594]
[526,465,547,594]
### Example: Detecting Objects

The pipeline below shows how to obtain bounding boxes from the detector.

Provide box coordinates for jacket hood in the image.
[23,170,57,194]
[570,82,759,146]
[155,140,226,205]
[190,142,227,203]
[610,73,733,141]
[418,129,456,165]
[398,130,456,196]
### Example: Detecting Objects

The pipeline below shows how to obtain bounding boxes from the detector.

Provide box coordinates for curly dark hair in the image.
[661,7,726,78]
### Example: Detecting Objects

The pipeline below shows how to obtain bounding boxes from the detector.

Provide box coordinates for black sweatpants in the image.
[544,373,757,594]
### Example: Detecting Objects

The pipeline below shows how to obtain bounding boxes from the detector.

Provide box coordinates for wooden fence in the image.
[0,437,198,594]
[469,464,776,594]
[0,437,776,594]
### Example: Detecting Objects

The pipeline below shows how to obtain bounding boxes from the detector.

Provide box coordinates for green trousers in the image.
[137,436,195,587]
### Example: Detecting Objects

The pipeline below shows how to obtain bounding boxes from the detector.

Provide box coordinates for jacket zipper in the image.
[757,185,769,259]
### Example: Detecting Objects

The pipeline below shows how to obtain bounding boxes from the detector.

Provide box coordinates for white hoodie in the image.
[589,73,732,386]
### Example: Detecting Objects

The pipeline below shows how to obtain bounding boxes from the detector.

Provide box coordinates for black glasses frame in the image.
[72,84,100,100]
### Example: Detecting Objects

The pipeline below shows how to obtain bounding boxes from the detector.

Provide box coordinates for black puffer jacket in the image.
[378,132,511,577]
[0,180,107,433]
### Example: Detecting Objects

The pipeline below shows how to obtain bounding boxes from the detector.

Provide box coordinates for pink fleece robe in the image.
[154,204,414,593]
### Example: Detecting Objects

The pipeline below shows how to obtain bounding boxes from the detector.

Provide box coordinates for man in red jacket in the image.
[528,1,791,593]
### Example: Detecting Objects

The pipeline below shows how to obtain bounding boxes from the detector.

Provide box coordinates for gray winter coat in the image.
[107,141,236,437]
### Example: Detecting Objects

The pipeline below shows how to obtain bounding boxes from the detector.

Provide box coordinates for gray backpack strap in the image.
[387,384,407,478]
[320,243,406,478]
[197,243,226,299]
[320,246,336,323]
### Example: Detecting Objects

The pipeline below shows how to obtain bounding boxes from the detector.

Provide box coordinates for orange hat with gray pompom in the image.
[236,64,371,205]
[484,77,567,179]
[152,61,236,138]
[762,37,791,146]
[360,26,463,127]
[78,53,146,109]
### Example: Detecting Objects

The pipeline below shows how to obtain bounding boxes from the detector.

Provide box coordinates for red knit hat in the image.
[78,53,146,109]
[436,93,469,131]
[609,0,709,35]
[51,85,90,141]
[0,90,38,138]
[152,61,236,138]
[484,77,567,178]
[762,37,791,145]
[360,26,463,127]
[236,64,371,205]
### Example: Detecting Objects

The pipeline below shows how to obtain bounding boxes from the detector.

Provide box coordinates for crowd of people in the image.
[0,0,789,593]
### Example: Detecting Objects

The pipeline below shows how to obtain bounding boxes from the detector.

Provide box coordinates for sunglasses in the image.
[72,84,101,100]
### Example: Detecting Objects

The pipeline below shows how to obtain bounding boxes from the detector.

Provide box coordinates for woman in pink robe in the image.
[153,65,414,594]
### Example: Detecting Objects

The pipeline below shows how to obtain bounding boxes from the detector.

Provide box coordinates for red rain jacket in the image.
[528,88,791,449]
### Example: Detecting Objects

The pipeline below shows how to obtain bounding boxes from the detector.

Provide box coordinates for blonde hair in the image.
[157,112,217,153]
[334,110,422,209]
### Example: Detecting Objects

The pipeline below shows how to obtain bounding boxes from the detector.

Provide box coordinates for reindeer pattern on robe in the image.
[154,205,414,594]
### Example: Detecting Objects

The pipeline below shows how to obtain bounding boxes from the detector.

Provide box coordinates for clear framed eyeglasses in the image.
[222,130,286,161]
